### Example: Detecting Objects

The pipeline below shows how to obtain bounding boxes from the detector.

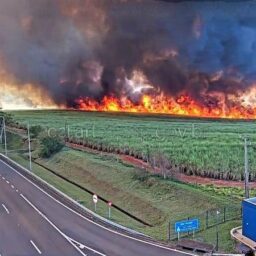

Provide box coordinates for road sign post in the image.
[93,194,98,212]
[177,227,180,241]
[108,201,112,219]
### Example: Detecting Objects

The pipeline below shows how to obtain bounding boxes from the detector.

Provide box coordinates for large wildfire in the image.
[77,94,256,119]
[1,0,256,118]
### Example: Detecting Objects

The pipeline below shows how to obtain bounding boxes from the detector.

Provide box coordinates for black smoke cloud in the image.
[0,0,256,107]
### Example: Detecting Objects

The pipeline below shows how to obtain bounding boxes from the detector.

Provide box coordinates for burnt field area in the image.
[9,110,256,180]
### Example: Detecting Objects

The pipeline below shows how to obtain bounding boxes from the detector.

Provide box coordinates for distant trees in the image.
[0,111,14,125]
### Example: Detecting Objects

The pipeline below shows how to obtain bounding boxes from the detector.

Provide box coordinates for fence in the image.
[168,205,242,241]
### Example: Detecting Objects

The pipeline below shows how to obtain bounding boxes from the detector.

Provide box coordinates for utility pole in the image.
[0,117,3,144]
[3,117,7,156]
[27,123,32,171]
[244,137,250,199]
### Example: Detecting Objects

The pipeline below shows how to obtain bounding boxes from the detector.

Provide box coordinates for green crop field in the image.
[9,110,256,177]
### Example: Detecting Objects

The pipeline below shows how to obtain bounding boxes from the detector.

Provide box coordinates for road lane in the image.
[0,158,194,256]
[0,171,83,256]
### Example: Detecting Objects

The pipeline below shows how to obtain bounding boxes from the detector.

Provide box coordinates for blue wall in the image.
[243,200,256,242]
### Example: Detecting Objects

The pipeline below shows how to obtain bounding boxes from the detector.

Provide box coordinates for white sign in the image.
[93,194,98,204]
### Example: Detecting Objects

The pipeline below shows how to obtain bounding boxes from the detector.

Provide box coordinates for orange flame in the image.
[77,94,256,119]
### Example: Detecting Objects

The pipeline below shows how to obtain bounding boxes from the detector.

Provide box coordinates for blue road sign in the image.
[175,219,199,233]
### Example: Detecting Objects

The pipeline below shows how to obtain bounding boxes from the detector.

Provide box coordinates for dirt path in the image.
[175,172,256,188]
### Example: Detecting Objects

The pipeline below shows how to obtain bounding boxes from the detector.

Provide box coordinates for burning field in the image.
[1,0,256,118]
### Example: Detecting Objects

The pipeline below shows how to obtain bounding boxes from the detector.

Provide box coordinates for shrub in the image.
[132,169,150,182]
[0,111,14,125]
[39,136,64,158]
[30,125,43,138]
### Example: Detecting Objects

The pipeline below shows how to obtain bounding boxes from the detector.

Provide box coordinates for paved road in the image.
[0,158,194,256]
[0,169,83,255]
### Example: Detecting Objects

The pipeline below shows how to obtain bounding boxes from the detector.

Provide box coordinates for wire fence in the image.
[168,205,242,241]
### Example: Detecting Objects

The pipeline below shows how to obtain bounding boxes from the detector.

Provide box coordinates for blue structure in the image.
[243,197,256,242]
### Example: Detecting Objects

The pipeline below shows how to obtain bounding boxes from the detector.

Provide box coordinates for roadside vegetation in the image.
[0,110,14,125]
[30,125,43,138]
[39,135,64,158]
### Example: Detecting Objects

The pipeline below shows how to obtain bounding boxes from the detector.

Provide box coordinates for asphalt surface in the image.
[0,159,194,256]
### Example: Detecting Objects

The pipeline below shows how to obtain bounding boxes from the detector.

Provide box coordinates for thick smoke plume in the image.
[0,0,256,108]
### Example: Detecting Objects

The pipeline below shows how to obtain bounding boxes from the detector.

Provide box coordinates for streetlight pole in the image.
[0,129,2,145]
[3,117,7,156]
[244,137,250,199]
[27,123,32,171]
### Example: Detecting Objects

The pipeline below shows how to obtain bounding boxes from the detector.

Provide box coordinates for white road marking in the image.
[6,180,9,184]
[2,204,9,214]
[2,177,5,180]
[11,185,14,189]
[0,158,195,256]
[20,194,86,256]
[69,237,106,256]
[16,189,19,192]
[30,240,42,254]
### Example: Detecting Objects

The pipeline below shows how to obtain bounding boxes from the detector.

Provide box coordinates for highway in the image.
[0,157,194,256]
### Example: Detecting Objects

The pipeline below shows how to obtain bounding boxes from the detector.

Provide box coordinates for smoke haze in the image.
[0,0,256,109]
